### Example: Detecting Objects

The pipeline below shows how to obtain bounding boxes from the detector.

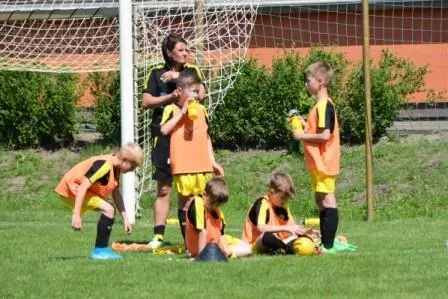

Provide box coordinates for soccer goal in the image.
[1,0,446,222]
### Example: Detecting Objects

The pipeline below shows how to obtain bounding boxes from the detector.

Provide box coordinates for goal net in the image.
[1,0,447,210]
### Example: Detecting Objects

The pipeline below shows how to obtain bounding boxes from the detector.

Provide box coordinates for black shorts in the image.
[151,134,173,183]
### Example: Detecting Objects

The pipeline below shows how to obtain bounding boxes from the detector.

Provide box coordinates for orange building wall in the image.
[248,7,448,103]
[247,43,448,103]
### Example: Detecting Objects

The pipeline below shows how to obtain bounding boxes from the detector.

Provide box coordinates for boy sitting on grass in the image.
[55,143,143,260]
[186,176,252,259]
[242,172,316,255]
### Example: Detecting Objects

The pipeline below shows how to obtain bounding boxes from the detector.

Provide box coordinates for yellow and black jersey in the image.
[160,103,209,127]
[85,160,117,186]
[316,99,336,134]
[304,98,341,175]
[187,197,225,235]
[55,154,119,200]
[247,197,290,226]
[142,63,203,137]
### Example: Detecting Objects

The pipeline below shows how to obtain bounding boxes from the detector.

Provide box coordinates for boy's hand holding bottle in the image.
[287,109,304,131]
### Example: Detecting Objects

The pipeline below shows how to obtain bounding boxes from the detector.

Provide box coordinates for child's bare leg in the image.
[316,192,338,249]
[96,201,116,248]
[177,195,192,243]
[314,192,325,210]
[231,241,253,258]
[153,179,171,241]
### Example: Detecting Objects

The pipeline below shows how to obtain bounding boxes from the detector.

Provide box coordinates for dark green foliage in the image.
[89,72,121,144]
[0,71,77,149]
[210,48,350,149]
[209,59,272,149]
[84,48,430,149]
[211,48,430,148]
[339,50,429,144]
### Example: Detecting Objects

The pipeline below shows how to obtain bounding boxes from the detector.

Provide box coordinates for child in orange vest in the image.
[55,143,143,260]
[242,172,314,254]
[186,176,252,259]
[291,61,341,254]
[160,69,224,243]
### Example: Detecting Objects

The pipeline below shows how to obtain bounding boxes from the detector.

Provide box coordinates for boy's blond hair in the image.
[118,143,144,167]
[269,172,295,196]
[305,61,333,87]
[205,176,229,204]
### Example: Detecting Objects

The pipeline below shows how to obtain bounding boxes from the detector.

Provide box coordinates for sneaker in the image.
[90,247,122,260]
[317,245,337,255]
[148,238,163,249]
[333,240,358,252]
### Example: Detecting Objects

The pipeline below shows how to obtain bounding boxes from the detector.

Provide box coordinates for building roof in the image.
[1,0,444,21]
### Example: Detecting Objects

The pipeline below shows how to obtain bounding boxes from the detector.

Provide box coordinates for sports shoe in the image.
[148,238,163,249]
[90,247,122,260]
[317,245,337,255]
[333,240,358,252]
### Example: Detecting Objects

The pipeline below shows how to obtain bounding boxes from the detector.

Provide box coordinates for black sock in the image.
[95,214,114,248]
[154,225,165,241]
[325,208,339,248]
[262,232,287,254]
[321,208,339,249]
[319,209,327,247]
[177,209,186,243]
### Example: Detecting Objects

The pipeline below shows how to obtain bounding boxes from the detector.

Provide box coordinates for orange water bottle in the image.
[288,109,303,131]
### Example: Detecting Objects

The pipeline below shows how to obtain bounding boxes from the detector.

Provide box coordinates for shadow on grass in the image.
[114,240,150,244]
[47,255,87,261]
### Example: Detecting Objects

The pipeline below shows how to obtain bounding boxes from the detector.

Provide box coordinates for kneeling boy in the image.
[186,176,251,259]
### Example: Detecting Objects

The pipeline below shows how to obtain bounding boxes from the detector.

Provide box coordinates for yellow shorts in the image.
[60,195,103,215]
[224,234,242,246]
[173,173,213,197]
[309,169,336,193]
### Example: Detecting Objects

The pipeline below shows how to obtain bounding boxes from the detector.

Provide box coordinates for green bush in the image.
[209,59,272,149]
[211,48,430,148]
[338,50,429,143]
[85,48,430,149]
[210,48,349,149]
[89,72,121,144]
[0,71,77,149]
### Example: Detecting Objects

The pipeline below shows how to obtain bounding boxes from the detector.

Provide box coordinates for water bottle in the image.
[187,99,199,120]
[299,218,320,228]
[288,109,303,131]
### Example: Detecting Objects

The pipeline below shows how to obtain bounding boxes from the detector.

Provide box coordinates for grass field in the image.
[1,137,447,298]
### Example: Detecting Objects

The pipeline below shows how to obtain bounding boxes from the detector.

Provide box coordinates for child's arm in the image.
[112,188,132,234]
[207,136,225,176]
[142,91,179,109]
[160,103,188,136]
[72,177,92,230]
[257,224,307,236]
[292,128,331,143]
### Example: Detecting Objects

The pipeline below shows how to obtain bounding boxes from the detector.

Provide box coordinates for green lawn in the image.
[1,137,448,298]
[1,211,447,298]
